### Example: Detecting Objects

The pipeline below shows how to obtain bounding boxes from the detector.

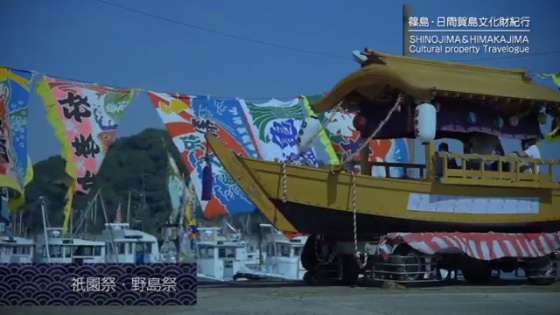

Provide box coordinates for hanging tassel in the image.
[201,154,213,201]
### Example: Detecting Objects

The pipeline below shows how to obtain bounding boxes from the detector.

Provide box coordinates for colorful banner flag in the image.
[167,151,187,223]
[36,76,135,232]
[148,92,259,218]
[299,95,339,165]
[0,67,34,210]
[241,98,333,165]
[538,73,560,88]
[308,94,409,177]
[184,182,195,223]
[546,117,560,142]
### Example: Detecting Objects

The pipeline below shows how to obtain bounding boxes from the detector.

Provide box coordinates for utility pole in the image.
[403,4,416,177]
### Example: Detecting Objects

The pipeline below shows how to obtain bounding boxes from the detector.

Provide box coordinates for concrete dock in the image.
[5,281,560,315]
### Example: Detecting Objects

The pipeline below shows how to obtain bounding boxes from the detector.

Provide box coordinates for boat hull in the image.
[206,134,560,235]
[272,199,560,235]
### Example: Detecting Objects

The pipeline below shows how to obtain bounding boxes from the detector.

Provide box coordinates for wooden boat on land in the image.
[206,49,560,237]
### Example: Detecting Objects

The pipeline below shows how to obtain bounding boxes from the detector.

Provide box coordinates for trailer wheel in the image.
[390,245,424,282]
[524,256,555,285]
[303,271,319,286]
[461,257,492,284]
[340,255,360,285]
[301,235,318,271]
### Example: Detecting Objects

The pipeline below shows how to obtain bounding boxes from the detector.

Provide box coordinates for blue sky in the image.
[1,0,559,171]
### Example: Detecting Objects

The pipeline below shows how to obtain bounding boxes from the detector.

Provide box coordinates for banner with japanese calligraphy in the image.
[148,92,259,219]
[36,76,135,232]
[0,67,34,210]
[241,98,334,165]
[306,94,409,177]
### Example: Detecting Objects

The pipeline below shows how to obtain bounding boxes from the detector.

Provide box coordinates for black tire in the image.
[498,257,518,273]
[390,245,424,282]
[340,255,361,285]
[461,257,492,284]
[303,271,319,286]
[524,256,555,285]
[301,234,318,271]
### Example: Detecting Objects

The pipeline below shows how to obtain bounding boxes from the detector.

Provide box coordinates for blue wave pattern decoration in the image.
[0,263,197,306]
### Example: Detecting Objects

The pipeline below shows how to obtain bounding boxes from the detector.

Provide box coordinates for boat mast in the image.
[19,210,23,237]
[69,207,73,238]
[99,192,119,263]
[39,196,51,263]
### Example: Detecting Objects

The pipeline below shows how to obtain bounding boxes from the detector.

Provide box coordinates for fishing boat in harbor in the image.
[38,227,106,264]
[102,222,161,263]
[0,223,34,263]
[195,226,260,281]
[234,224,307,281]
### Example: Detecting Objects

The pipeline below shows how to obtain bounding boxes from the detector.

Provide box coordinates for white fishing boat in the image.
[0,223,34,263]
[102,223,161,263]
[195,227,261,281]
[234,224,307,281]
[40,227,106,264]
[263,227,307,280]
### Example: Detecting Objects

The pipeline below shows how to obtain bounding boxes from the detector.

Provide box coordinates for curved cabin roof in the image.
[312,49,560,112]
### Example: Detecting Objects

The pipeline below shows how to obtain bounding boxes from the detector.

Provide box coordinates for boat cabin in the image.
[261,224,307,280]
[42,228,105,264]
[196,227,254,280]
[312,49,560,189]
[102,223,160,263]
[0,223,34,263]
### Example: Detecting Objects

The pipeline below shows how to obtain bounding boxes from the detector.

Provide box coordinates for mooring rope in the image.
[351,171,368,268]
[342,94,404,165]
[346,94,404,268]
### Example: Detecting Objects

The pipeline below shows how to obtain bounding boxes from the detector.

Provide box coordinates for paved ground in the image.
[5,281,560,315]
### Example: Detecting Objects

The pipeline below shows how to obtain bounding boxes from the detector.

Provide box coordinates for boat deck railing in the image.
[435,152,560,189]
[349,153,559,188]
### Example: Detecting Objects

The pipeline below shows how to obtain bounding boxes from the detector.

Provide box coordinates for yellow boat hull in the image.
[207,134,560,235]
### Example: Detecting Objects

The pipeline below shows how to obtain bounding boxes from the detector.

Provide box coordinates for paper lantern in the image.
[352,113,367,132]
[509,115,519,126]
[467,112,477,124]
[414,103,437,142]
[297,116,322,152]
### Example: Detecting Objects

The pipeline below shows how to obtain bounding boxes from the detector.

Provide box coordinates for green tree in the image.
[22,128,188,236]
